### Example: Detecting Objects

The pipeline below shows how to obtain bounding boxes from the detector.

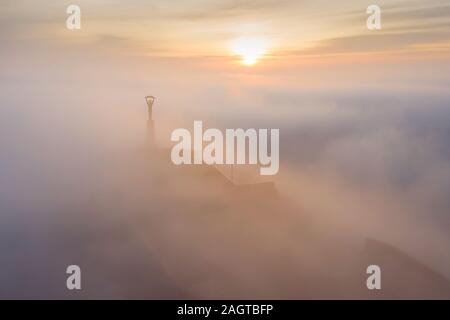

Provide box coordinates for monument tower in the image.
[145,96,156,145]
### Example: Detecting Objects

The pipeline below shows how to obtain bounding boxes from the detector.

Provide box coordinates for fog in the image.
[1,34,450,298]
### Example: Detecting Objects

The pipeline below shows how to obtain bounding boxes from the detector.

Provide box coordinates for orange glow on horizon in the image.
[231,37,269,66]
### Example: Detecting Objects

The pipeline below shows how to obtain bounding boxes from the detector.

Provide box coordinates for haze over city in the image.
[1,0,450,298]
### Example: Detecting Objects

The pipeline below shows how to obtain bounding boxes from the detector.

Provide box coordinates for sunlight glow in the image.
[231,37,268,66]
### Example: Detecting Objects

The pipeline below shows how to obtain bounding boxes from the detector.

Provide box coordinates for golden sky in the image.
[2,0,450,64]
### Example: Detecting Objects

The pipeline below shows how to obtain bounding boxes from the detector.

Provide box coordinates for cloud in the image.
[301,31,450,55]
[1,0,450,299]
[163,0,297,21]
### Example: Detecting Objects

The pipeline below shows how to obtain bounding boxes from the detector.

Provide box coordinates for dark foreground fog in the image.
[1,22,450,298]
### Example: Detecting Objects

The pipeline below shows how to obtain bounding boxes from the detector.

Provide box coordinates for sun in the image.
[231,37,268,66]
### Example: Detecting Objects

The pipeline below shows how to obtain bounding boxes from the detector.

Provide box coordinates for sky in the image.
[1,0,450,298]
[2,0,450,59]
